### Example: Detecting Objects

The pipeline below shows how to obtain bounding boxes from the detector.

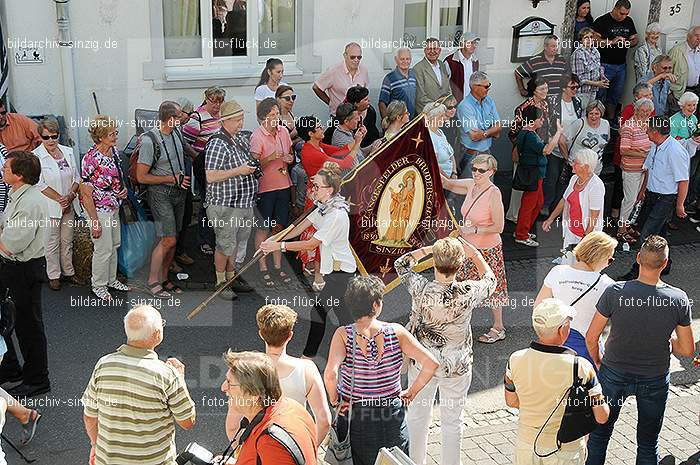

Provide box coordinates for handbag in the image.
[512,132,539,192]
[325,325,357,465]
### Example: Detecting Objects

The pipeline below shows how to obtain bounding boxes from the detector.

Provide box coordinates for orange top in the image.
[460,183,502,250]
[236,397,318,465]
[0,113,41,152]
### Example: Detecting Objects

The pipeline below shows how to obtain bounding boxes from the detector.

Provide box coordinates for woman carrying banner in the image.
[261,162,357,358]
[441,154,509,343]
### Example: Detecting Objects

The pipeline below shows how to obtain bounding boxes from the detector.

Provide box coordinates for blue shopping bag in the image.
[117,190,156,277]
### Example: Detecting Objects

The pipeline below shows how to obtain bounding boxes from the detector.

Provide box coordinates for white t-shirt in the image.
[560,100,578,129]
[543,265,614,335]
[308,208,357,275]
[566,118,610,175]
[254,82,288,101]
[561,174,606,248]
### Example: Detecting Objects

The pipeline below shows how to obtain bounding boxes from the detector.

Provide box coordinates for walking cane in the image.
[2,433,36,463]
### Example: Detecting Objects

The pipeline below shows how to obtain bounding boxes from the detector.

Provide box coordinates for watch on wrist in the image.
[280,242,286,253]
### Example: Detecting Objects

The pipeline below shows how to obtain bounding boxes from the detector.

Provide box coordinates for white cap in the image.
[532,298,577,331]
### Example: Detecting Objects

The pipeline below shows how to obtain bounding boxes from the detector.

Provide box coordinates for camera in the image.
[248,159,264,179]
[176,443,215,465]
[177,172,187,190]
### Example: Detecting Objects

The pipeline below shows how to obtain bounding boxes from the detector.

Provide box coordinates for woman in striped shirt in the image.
[617,97,654,243]
[324,275,438,465]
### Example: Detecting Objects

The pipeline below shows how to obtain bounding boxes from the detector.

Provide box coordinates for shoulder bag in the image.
[325,325,357,465]
[512,131,539,192]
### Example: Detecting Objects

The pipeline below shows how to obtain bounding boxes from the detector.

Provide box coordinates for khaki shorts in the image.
[206,205,254,257]
[514,439,587,465]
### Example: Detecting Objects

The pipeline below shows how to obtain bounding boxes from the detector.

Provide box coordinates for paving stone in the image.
[491,452,510,464]
[465,448,490,461]
[483,432,508,445]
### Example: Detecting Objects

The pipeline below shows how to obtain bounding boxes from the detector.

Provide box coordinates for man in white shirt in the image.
[413,37,453,114]
[444,32,480,103]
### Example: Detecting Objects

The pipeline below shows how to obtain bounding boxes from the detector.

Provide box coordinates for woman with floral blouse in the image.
[80,115,131,301]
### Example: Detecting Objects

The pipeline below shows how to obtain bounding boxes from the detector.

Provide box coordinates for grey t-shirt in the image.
[597,280,692,376]
[138,128,185,179]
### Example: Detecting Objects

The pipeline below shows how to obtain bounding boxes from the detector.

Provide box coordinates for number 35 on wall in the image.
[669,2,681,16]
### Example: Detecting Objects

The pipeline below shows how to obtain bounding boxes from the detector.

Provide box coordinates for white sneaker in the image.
[689,216,700,224]
[512,232,536,240]
[696,226,700,233]
[515,238,540,247]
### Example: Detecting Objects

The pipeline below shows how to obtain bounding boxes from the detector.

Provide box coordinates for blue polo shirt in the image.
[456,93,500,151]
[644,135,690,195]
[379,68,417,117]
[640,72,671,116]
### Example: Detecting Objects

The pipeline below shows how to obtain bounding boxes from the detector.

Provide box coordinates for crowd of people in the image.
[0,0,697,464]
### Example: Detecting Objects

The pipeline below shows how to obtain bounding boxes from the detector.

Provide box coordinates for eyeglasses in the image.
[161,319,167,327]
[0,110,7,116]
[280,94,297,102]
[41,134,59,140]
[661,66,672,71]
[207,98,224,105]
[108,130,119,137]
[475,83,492,89]
[471,167,490,174]
[568,84,580,89]
[349,55,362,60]
[311,183,330,191]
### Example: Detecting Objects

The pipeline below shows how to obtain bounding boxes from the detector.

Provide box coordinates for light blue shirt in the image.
[640,72,671,116]
[456,93,500,151]
[429,128,454,176]
[644,135,690,195]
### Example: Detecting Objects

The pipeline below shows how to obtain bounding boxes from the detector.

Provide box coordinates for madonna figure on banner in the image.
[385,172,416,244]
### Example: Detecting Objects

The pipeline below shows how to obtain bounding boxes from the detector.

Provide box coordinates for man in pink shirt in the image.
[313,42,369,116]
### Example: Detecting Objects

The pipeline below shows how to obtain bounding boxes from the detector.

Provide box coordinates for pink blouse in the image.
[460,184,502,250]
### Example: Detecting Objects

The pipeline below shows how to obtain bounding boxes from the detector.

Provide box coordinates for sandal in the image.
[20,409,41,446]
[275,269,292,284]
[478,328,506,344]
[200,244,214,256]
[261,273,275,288]
[616,232,637,244]
[162,280,183,294]
[108,280,131,292]
[92,286,113,301]
[312,281,325,292]
[147,282,171,299]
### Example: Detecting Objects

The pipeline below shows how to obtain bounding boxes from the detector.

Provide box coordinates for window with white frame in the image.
[162,0,296,65]
[400,0,467,48]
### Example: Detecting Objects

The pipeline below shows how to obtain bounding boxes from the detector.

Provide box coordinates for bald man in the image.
[82,305,196,465]
[379,48,417,118]
[313,42,369,116]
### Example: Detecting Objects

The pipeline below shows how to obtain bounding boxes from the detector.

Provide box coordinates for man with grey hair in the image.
[668,25,700,113]
[413,37,453,114]
[515,35,570,98]
[313,42,369,117]
[639,54,676,116]
[504,298,609,465]
[444,32,480,103]
[137,101,191,298]
[82,305,196,465]
[379,48,417,118]
[455,71,501,177]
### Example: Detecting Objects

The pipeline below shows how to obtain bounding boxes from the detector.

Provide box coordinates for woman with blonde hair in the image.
[223,304,332,443]
[382,100,410,141]
[80,115,130,300]
[442,153,509,343]
[534,231,617,364]
[261,162,357,358]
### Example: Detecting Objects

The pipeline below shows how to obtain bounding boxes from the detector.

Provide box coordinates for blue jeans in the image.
[586,365,670,465]
[457,149,476,179]
[597,63,626,107]
[564,328,595,367]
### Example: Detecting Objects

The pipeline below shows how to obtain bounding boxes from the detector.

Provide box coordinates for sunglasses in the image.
[661,66,672,70]
[41,134,59,140]
[311,182,330,191]
[471,167,490,174]
[568,84,580,89]
[348,55,362,60]
[475,83,492,89]
[446,105,457,110]
[280,94,297,102]
[0,110,6,115]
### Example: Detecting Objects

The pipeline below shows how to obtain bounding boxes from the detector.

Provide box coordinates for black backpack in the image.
[0,288,15,337]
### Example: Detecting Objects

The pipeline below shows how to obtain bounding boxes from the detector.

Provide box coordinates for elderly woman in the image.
[395,237,495,465]
[261,162,357,358]
[563,100,610,176]
[382,100,410,142]
[182,85,226,256]
[571,27,608,109]
[251,98,294,288]
[634,22,663,81]
[33,118,80,290]
[671,92,700,219]
[219,351,318,465]
[506,78,550,223]
[324,275,439,465]
[514,106,563,247]
[80,115,131,301]
[543,148,606,258]
[250,305,332,442]
[617,98,654,242]
[535,231,617,365]
[441,154,508,343]
[426,103,456,178]
[295,117,363,291]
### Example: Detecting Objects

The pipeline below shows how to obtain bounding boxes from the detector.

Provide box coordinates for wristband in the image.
[280,242,286,253]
